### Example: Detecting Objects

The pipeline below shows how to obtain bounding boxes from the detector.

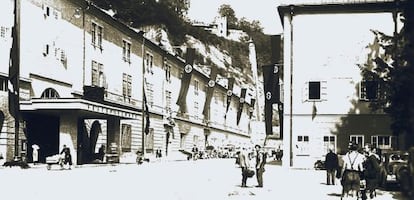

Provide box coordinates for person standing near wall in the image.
[31,144,40,165]
[325,148,338,185]
[255,144,266,188]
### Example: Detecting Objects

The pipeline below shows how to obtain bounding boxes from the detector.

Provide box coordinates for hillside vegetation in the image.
[90,0,271,83]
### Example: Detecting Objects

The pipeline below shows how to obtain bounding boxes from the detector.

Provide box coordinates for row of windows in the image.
[304,80,382,102]
[296,135,394,149]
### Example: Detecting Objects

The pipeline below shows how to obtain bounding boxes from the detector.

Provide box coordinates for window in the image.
[371,135,395,150]
[121,124,132,152]
[145,52,153,74]
[303,81,327,102]
[360,80,379,101]
[309,82,320,100]
[43,5,60,20]
[165,90,172,114]
[0,77,8,92]
[323,136,336,152]
[91,22,103,50]
[122,73,132,99]
[91,61,105,87]
[41,88,60,99]
[164,62,172,83]
[194,101,199,119]
[146,81,154,107]
[194,80,199,95]
[297,135,310,156]
[122,40,131,63]
[0,26,8,38]
[350,135,364,149]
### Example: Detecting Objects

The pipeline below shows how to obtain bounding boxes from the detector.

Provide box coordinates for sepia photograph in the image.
[0,0,413,199]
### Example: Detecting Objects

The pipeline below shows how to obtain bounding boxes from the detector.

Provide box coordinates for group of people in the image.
[238,144,267,188]
[325,141,381,199]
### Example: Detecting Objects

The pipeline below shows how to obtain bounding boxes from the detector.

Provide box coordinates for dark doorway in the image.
[25,114,59,163]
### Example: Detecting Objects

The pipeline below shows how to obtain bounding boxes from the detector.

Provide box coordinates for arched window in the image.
[40,88,60,99]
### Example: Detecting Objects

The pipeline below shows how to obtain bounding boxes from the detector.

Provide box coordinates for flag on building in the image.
[224,77,235,118]
[263,64,280,135]
[202,65,218,120]
[236,88,247,125]
[8,14,19,119]
[312,101,317,121]
[176,48,195,114]
[249,98,256,119]
[144,90,150,135]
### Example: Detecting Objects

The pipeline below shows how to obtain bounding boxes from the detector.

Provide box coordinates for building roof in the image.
[277,1,404,26]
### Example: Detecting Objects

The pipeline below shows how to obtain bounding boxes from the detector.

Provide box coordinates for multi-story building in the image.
[0,0,255,165]
[278,0,401,168]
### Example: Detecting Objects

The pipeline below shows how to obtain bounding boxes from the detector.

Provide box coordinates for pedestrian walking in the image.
[31,144,40,165]
[325,148,338,185]
[363,144,380,199]
[255,144,266,188]
[340,141,365,199]
[60,144,72,169]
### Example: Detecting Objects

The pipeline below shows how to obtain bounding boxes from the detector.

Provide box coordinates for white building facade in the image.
[278,1,401,168]
[0,0,255,164]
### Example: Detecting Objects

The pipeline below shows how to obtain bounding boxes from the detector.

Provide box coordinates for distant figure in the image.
[31,144,40,165]
[363,144,380,199]
[255,144,266,188]
[98,144,105,162]
[60,144,72,169]
[325,149,339,185]
[192,145,198,160]
[238,148,250,187]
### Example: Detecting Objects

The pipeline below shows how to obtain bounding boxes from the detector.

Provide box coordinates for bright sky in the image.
[187,0,284,35]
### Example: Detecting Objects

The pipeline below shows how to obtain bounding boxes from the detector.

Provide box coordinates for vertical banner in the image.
[263,64,280,135]
[225,77,235,117]
[8,18,19,118]
[249,98,256,119]
[236,88,247,125]
[144,91,150,135]
[278,103,283,139]
[176,48,195,114]
[202,65,218,120]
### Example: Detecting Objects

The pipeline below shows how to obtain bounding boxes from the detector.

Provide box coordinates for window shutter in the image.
[321,80,328,101]
[302,81,309,102]
[91,61,99,86]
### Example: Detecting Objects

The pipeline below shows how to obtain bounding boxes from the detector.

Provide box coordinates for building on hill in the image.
[278,0,403,168]
[0,0,258,164]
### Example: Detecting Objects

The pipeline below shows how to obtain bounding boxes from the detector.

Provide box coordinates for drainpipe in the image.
[289,6,294,167]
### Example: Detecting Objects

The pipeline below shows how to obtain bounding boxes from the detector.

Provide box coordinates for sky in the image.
[187,0,284,35]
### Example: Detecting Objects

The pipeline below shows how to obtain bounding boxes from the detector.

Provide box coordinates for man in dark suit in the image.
[325,149,338,185]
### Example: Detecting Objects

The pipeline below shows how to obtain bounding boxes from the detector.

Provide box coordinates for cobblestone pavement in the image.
[0,159,409,200]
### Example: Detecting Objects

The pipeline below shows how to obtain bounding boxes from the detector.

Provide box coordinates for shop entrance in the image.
[25,114,59,163]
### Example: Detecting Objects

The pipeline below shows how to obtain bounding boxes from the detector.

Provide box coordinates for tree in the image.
[158,0,190,19]
[218,4,238,28]
[359,1,414,149]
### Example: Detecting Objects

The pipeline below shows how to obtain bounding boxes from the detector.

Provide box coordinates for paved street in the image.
[0,159,409,200]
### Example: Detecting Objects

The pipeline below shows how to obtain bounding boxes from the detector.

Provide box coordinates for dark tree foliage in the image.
[359,1,414,149]
[218,4,238,29]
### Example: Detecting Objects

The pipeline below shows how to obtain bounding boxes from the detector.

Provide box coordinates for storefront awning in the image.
[20,98,140,119]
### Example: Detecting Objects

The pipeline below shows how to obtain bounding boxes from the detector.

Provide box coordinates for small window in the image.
[0,77,7,92]
[309,82,320,100]
[41,88,60,99]
[145,52,154,74]
[91,22,103,50]
[360,80,379,101]
[164,62,172,83]
[122,40,131,63]
[194,80,199,95]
